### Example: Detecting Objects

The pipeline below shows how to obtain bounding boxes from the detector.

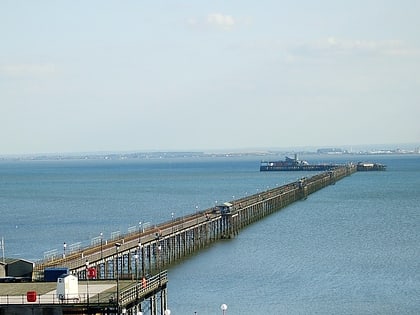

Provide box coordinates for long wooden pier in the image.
[34,165,355,278]
[2,164,356,314]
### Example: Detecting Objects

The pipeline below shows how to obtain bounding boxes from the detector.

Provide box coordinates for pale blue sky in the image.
[1,1,419,154]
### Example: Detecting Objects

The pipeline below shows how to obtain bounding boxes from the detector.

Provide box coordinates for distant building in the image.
[0,258,34,281]
[317,148,344,154]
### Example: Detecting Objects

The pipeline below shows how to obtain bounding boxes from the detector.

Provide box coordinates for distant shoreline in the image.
[1,146,419,162]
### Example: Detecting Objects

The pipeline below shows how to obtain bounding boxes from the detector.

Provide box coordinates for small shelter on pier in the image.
[216,202,233,215]
[56,274,79,301]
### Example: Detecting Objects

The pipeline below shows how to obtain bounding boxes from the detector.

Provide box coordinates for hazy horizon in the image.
[1,142,418,159]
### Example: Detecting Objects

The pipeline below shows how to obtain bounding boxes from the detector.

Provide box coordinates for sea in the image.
[0,154,419,314]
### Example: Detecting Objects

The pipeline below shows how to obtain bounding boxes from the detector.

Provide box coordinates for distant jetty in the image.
[356,162,386,171]
[260,154,386,172]
[260,154,338,171]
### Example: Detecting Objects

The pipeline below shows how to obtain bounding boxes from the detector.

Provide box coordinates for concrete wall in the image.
[0,264,6,278]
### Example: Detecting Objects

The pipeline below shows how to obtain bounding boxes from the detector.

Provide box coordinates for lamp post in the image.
[138,221,142,241]
[157,244,161,284]
[63,242,67,259]
[115,242,121,314]
[85,260,89,305]
[134,249,139,305]
[164,310,171,315]
[100,232,103,259]
[221,303,228,315]
[135,244,142,315]
[134,250,139,282]
[139,240,145,280]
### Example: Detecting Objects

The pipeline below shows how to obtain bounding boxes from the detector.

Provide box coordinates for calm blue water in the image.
[1,154,419,314]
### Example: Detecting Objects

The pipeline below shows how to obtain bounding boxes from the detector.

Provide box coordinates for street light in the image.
[221,303,228,315]
[115,242,121,314]
[134,250,139,281]
[134,250,139,303]
[164,309,171,315]
[138,221,142,241]
[157,244,162,283]
[100,232,103,259]
[85,260,89,304]
[63,242,67,259]
[139,241,145,279]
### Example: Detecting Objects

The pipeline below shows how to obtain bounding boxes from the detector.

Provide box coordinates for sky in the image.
[1,0,419,155]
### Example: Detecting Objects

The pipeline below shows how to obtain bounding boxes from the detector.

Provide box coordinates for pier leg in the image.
[151,294,157,315]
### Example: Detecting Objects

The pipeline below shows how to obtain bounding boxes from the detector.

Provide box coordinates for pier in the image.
[1,164,357,314]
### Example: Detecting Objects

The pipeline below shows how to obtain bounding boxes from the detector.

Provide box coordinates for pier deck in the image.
[0,272,168,314]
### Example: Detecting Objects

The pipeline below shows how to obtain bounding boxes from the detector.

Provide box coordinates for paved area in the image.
[0,281,120,305]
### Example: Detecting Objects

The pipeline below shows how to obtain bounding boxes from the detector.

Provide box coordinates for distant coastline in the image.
[1,145,419,161]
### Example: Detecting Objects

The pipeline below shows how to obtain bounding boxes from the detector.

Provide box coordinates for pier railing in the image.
[119,270,168,308]
[1,270,167,311]
[0,291,111,306]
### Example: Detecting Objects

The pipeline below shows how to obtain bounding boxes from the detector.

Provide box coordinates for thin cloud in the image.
[207,13,235,30]
[0,63,57,77]
[186,13,238,31]
[294,37,420,58]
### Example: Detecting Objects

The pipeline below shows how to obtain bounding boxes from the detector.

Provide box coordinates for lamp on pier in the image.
[85,260,90,304]
[134,249,139,304]
[100,232,103,259]
[115,242,121,314]
[221,303,228,314]
[138,221,142,243]
[157,244,162,283]
[138,241,145,278]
